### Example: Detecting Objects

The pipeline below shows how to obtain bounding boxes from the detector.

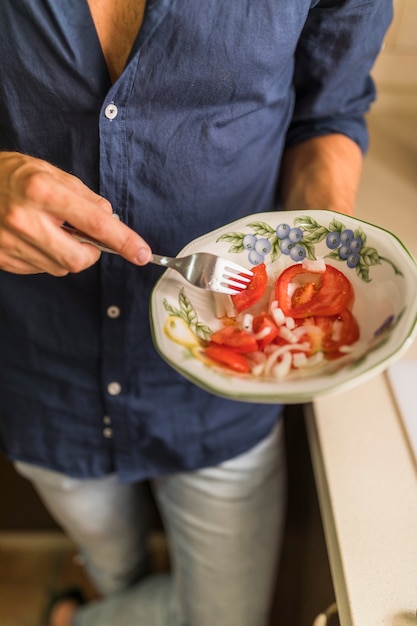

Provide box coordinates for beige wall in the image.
[372,0,417,112]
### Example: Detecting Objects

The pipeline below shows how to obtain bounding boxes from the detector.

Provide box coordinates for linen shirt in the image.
[0,0,392,481]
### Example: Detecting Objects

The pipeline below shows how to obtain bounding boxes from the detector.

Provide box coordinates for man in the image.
[0,1,392,625]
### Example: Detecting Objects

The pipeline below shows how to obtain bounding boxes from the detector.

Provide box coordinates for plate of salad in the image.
[150,210,417,403]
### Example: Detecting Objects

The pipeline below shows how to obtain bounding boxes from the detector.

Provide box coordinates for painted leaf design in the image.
[246,221,276,236]
[328,218,345,233]
[179,288,198,324]
[356,263,371,282]
[302,241,316,260]
[270,237,282,263]
[216,232,245,244]
[354,227,367,245]
[359,246,381,267]
[294,216,320,230]
[216,232,246,253]
[193,322,212,341]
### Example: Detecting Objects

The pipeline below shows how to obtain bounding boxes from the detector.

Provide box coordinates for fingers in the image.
[0,220,102,275]
[0,152,152,275]
[66,212,153,265]
[19,158,153,264]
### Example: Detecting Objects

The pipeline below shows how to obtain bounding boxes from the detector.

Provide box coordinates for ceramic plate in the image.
[150,210,417,403]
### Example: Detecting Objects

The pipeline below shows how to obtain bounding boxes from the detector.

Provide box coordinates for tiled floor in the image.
[0,533,93,626]
[0,530,169,626]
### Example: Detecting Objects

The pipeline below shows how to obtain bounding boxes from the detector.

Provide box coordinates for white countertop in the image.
[307,112,417,626]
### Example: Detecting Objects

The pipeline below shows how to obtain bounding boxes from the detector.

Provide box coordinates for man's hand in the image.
[0,152,152,275]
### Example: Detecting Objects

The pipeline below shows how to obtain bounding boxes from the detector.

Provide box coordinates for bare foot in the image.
[48,598,79,626]
[47,589,85,626]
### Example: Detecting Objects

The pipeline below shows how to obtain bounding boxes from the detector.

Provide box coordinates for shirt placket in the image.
[97,63,138,455]
[94,0,173,476]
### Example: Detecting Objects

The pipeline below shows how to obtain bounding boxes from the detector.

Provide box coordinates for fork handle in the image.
[61,225,172,267]
[61,225,117,254]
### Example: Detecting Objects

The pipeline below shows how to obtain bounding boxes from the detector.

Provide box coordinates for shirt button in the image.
[103,416,112,425]
[107,381,122,396]
[105,103,118,120]
[106,305,121,319]
[103,427,113,439]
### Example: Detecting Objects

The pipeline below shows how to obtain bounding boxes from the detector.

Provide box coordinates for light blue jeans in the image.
[16,420,286,626]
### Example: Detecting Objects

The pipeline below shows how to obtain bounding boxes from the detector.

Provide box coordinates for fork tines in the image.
[221,261,253,294]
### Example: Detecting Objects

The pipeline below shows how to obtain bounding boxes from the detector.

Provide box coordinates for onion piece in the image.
[253,326,274,341]
[271,307,286,327]
[292,352,308,368]
[292,324,322,339]
[264,342,310,376]
[251,362,266,377]
[285,316,295,330]
[272,351,292,379]
[302,257,326,273]
[242,313,254,332]
[214,293,236,319]
[279,325,298,344]
[298,352,325,368]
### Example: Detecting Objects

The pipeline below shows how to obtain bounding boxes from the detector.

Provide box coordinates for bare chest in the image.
[87,0,147,83]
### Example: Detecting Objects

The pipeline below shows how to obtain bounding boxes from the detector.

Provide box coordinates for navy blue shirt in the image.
[0,0,392,481]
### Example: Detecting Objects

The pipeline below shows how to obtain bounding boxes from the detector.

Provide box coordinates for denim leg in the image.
[153,418,287,626]
[14,463,152,594]
[15,418,286,626]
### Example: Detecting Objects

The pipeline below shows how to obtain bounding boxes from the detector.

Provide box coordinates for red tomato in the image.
[315,308,360,359]
[204,345,250,373]
[231,263,268,314]
[252,313,279,349]
[275,264,354,319]
[209,326,259,353]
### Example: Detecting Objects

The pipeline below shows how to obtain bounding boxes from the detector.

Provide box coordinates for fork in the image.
[62,225,253,295]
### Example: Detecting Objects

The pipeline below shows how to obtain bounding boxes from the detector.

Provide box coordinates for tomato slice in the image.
[231,263,268,314]
[275,263,354,318]
[204,345,250,373]
[252,313,279,350]
[209,326,258,353]
[315,308,360,359]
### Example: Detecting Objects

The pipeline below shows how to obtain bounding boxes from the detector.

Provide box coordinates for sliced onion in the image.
[271,307,286,326]
[298,352,325,368]
[251,362,266,377]
[254,326,274,340]
[292,324,322,339]
[287,282,296,298]
[264,342,310,376]
[285,316,295,330]
[302,257,326,273]
[214,293,236,319]
[242,313,254,332]
[279,325,298,344]
[272,351,292,379]
[292,352,308,368]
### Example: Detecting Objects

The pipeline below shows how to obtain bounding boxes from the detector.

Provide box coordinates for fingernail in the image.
[136,247,152,265]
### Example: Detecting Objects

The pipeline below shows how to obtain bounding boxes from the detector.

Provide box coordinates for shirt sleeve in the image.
[285,0,393,153]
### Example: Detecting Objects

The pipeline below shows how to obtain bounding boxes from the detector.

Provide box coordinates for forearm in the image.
[278,134,363,217]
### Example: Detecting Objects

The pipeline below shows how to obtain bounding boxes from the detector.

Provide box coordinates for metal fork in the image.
[62,225,253,295]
